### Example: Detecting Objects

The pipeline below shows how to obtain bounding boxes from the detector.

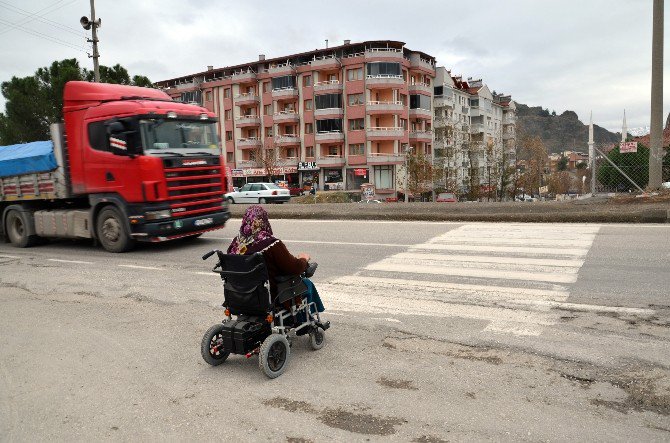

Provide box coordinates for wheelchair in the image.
[200,249,330,378]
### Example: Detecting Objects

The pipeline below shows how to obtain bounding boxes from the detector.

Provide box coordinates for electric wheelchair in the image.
[200,249,329,378]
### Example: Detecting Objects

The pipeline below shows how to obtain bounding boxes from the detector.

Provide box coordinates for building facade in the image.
[155,40,436,196]
[433,67,516,198]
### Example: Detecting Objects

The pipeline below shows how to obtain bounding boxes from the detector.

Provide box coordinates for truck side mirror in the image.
[106,120,139,157]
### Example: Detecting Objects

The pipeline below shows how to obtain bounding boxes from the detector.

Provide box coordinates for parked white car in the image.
[225,182,290,204]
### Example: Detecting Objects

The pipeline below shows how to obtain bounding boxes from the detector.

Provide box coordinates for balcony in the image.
[310,56,341,70]
[434,95,453,108]
[318,155,345,167]
[366,127,404,139]
[237,137,262,149]
[275,135,301,146]
[234,93,259,105]
[366,74,404,88]
[364,47,404,60]
[314,107,344,118]
[409,130,433,142]
[410,57,436,73]
[272,87,299,99]
[409,108,431,119]
[269,62,296,76]
[313,79,343,93]
[367,100,404,114]
[315,131,344,143]
[235,115,261,127]
[277,157,299,167]
[273,110,300,123]
[231,70,257,83]
[367,152,404,165]
[470,123,485,133]
[408,82,432,95]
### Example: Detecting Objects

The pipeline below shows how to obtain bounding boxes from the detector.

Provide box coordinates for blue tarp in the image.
[0,140,57,178]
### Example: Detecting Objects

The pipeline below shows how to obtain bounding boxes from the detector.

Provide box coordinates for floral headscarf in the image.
[227,205,278,255]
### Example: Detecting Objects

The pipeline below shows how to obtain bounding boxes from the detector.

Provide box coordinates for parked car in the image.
[661,181,670,190]
[288,186,304,196]
[225,183,290,204]
[436,192,458,203]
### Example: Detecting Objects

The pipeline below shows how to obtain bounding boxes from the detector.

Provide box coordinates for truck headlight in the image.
[145,209,172,220]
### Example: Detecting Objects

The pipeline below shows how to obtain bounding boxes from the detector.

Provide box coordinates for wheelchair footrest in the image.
[316,320,330,331]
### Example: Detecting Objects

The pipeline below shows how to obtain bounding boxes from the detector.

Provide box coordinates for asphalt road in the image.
[1,220,669,441]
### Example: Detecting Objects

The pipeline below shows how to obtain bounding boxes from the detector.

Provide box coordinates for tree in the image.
[547,171,572,194]
[597,143,670,191]
[518,135,547,196]
[397,149,435,199]
[557,155,569,171]
[250,140,280,181]
[0,59,153,145]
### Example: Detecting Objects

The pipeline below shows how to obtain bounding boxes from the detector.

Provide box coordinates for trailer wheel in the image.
[96,206,135,253]
[5,210,39,248]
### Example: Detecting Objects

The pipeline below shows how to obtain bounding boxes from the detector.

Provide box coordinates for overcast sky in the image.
[0,0,667,133]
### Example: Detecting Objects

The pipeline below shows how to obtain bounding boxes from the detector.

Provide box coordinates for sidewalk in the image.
[228,197,670,223]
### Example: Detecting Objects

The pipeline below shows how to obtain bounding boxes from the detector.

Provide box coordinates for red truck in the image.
[0,81,230,252]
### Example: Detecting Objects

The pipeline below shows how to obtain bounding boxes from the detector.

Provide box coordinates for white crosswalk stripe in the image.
[321,223,616,336]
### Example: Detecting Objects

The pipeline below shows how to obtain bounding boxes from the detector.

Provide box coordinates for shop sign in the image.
[232,168,244,177]
[298,161,319,171]
[354,168,368,176]
[241,166,297,176]
[361,184,376,200]
[620,141,637,154]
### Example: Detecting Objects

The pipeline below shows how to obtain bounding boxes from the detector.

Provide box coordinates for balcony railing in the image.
[237,137,262,148]
[367,152,404,164]
[408,82,432,94]
[365,47,404,59]
[275,135,301,144]
[310,55,341,68]
[234,92,259,103]
[313,79,343,92]
[434,96,454,108]
[269,62,296,75]
[314,79,341,87]
[314,107,344,117]
[231,70,257,82]
[318,155,345,166]
[366,100,404,113]
[272,87,299,98]
[366,127,404,138]
[410,130,433,140]
[315,130,344,141]
[366,74,405,87]
[409,108,432,119]
[237,160,259,168]
[235,115,261,125]
[273,110,300,122]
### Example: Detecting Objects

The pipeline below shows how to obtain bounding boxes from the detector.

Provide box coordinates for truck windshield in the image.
[140,119,220,155]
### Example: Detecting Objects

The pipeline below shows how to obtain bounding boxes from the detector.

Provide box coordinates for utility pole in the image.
[649,0,664,189]
[589,112,595,195]
[81,0,101,82]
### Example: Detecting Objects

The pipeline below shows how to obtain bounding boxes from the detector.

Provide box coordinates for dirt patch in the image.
[591,377,670,416]
[377,377,418,391]
[318,407,406,436]
[559,372,596,387]
[383,331,504,365]
[286,438,314,443]
[413,435,448,443]
[263,396,406,436]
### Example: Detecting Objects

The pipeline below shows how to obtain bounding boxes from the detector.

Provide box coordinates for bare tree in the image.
[250,139,281,181]
[517,134,548,197]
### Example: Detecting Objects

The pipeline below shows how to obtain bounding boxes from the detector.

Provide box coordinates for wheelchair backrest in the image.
[215,252,271,315]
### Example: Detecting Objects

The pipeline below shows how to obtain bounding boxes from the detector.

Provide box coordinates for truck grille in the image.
[163,158,224,218]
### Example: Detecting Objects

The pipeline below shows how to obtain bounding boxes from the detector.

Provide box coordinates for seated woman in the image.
[227,205,325,317]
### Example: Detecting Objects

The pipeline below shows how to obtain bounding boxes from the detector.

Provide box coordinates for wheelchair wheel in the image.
[201,324,230,366]
[309,327,325,350]
[259,334,290,379]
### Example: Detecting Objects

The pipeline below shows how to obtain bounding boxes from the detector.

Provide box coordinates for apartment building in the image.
[433,66,516,197]
[155,40,436,196]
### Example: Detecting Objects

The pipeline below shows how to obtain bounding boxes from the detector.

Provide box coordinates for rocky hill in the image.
[516,103,621,153]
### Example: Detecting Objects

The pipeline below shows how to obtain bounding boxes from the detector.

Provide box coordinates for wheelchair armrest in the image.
[275,274,298,283]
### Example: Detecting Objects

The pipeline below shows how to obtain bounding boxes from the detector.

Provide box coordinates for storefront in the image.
[231,166,298,188]
[298,161,319,190]
[323,168,343,191]
[346,168,369,190]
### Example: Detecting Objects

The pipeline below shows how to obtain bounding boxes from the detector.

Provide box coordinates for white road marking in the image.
[118,264,165,271]
[0,254,21,259]
[194,271,219,276]
[206,237,412,248]
[47,258,94,265]
[319,223,610,336]
[371,317,403,323]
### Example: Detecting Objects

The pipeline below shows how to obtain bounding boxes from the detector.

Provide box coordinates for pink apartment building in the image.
[154,40,436,196]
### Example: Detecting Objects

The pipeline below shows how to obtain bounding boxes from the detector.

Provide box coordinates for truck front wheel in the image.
[96,206,135,253]
[5,210,39,248]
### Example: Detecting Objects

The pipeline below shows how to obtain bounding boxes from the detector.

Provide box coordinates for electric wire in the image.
[0,0,81,37]
[0,17,87,53]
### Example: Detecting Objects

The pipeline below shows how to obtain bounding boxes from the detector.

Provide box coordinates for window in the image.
[315,93,342,109]
[316,119,342,133]
[374,165,394,189]
[347,68,363,81]
[348,118,364,130]
[304,99,313,111]
[286,147,297,158]
[250,184,262,191]
[264,104,272,115]
[349,143,364,155]
[226,152,234,163]
[305,146,314,158]
[224,88,231,99]
[409,94,431,110]
[303,75,312,87]
[366,62,401,77]
[225,131,232,141]
[205,91,212,101]
[348,93,364,106]
[271,75,296,90]
[328,146,340,156]
[240,183,252,192]
[263,81,270,93]
[434,85,443,96]
[88,121,109,152]
[305,123,313,134]
[225,110,232,120]
[265,126,273,137]
[399,119,408,130]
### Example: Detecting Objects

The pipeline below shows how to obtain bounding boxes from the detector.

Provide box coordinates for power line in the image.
[0,17,86,53]
[0,0,84,36]
[0,0,80,37]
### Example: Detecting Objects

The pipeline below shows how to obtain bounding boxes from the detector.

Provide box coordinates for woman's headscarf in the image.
[227,205,278,255]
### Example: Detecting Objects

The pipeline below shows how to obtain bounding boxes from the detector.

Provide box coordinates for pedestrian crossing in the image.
[320,223,607,336]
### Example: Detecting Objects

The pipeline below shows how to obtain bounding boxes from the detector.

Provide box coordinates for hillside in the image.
[516,104,621,153]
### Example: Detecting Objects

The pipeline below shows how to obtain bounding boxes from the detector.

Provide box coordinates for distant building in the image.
[154,40,436,196]
[433,67,516,197]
